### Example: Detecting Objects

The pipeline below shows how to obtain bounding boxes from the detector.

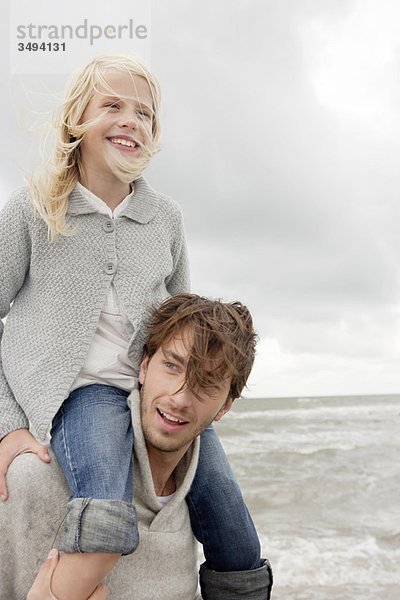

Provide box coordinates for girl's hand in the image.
[27,549,109,600]
[0,428,51,501]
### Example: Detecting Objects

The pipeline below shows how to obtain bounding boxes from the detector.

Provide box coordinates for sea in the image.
[214,394,400,600]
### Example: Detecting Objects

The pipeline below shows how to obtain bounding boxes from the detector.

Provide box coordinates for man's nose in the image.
[169,385,194,409]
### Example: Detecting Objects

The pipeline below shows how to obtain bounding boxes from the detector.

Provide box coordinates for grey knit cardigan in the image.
[0,178,189,442]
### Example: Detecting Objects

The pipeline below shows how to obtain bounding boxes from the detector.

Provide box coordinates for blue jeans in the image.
[187,425,261,571]
[51,384,260,569]
[51,385,138,554]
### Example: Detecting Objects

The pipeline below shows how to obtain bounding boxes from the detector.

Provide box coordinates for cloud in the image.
[2,0,400,396]
[248,333,400,397]
[299,0,400,129]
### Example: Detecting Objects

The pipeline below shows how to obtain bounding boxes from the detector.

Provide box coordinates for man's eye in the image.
[164,361,177,370]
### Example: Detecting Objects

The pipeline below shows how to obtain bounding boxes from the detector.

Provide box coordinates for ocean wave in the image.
[226,402,400,422]
[259,534,400,587]
[218,428,395,455]
[221,399,400,599]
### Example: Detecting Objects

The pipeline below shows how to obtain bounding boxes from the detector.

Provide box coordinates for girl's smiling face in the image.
[79,69,154,184]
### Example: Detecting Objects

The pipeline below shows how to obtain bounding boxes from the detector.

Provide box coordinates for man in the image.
[0,294,272,599]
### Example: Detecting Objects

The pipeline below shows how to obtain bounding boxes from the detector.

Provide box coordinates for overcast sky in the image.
[2,0,400,398]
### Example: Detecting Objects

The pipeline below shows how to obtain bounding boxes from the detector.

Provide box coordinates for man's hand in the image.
[0,428,51,501]
[27,549,109,600]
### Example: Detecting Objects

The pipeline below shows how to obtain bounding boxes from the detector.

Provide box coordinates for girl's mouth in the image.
[107,137,140,152]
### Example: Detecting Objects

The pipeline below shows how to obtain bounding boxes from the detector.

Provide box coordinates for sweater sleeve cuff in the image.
[0,416,30,442]
[199,558,273,600]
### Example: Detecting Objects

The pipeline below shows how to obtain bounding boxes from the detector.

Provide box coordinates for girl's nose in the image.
[118,113,139,130]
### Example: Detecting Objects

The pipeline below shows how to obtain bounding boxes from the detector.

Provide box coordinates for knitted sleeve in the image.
[166,205,190,295]
[0,189,32,439]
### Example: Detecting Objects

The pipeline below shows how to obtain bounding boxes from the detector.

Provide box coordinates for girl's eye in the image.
[137,110,151,119]
[105,102,120,110]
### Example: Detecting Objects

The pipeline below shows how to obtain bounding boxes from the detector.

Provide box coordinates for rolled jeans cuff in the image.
[199,558,273,600]
[58,497,139,555]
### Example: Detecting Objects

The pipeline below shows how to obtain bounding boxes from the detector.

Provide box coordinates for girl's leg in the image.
[186,425,261,571]
[50,384,136,599]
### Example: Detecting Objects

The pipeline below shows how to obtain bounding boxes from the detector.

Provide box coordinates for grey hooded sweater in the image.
[0,388,202,599]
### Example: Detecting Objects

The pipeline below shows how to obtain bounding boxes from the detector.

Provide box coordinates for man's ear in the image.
[214,397,235,422]
[139,352,149,385]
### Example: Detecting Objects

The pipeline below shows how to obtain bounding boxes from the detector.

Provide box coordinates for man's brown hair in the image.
[145,293,258,399]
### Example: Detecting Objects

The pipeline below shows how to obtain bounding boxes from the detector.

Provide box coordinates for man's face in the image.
[139,331,233,455]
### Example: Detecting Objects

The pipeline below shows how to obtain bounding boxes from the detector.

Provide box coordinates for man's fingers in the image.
[47,548,59,560]
[26,550,59,600]
[38,548,59,573]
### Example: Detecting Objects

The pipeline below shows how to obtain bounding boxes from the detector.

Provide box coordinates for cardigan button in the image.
[103,219,115,232]
[105,261,117,275]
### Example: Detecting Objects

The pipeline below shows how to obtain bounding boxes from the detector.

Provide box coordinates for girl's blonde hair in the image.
[29,54,162,242]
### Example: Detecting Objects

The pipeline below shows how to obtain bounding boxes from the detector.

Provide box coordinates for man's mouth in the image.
[157,409,188,426]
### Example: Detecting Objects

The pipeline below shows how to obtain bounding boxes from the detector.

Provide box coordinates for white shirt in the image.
[69,183,138,394]
[156,491,177,506]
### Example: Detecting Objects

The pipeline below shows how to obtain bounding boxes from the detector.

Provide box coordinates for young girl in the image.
[0,54,260,599]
